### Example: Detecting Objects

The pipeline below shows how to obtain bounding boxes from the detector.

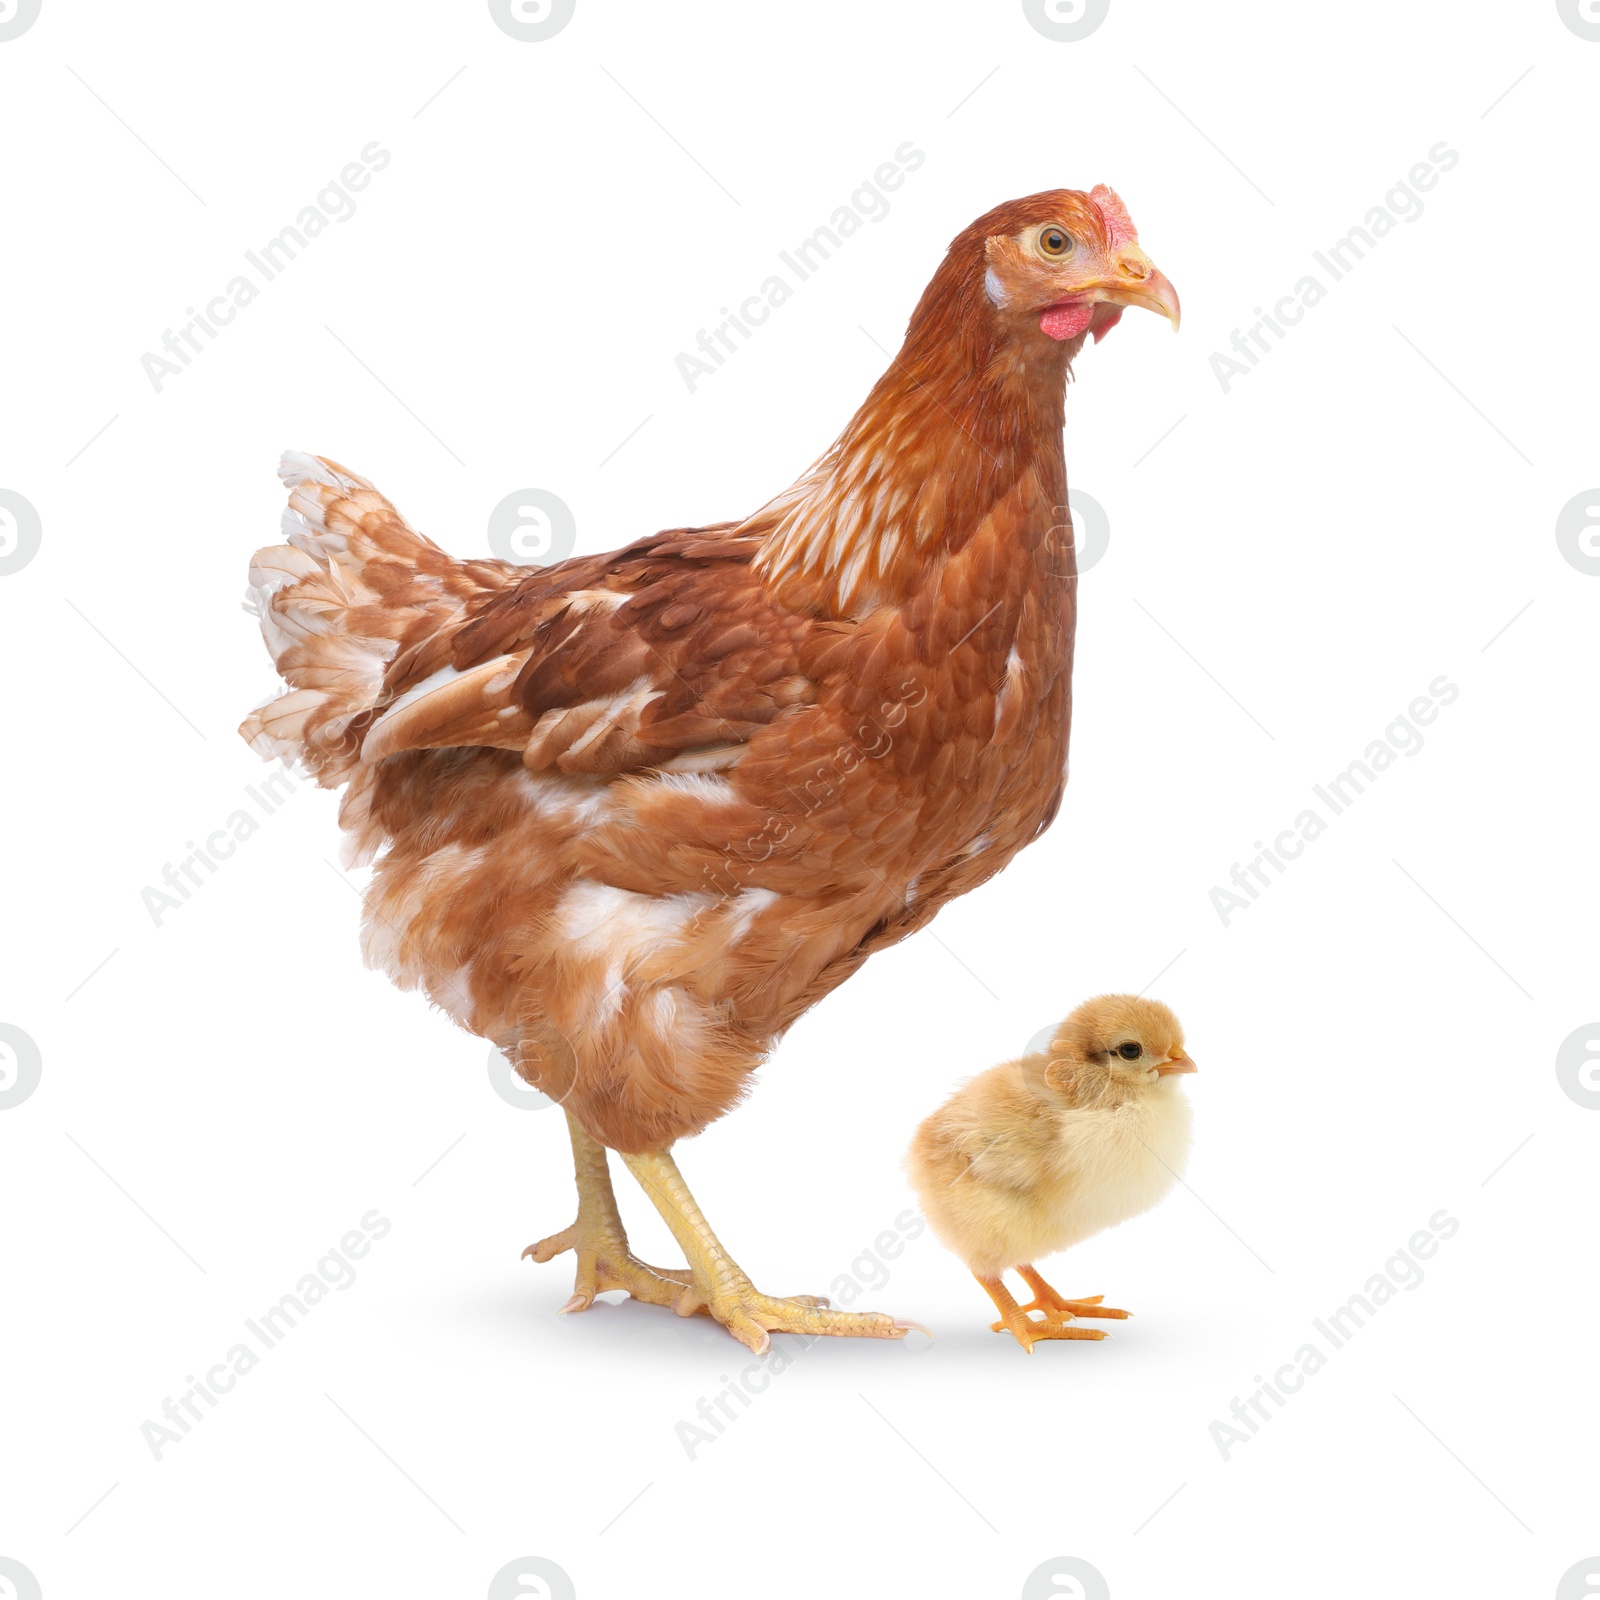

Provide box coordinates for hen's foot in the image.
[524,1112,689,1313]
[522,1223,688,1314]
[673,1274,897,1354]
[976,1270,1114,1355]
[620,1147,922,1355]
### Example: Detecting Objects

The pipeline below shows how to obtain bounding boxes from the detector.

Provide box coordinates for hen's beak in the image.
[1104,248,1181,331]
[1156,1049,1198,1076]
[1039,248,1181,344]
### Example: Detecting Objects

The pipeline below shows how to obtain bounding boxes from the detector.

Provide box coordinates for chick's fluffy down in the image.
[906,1053,1192,1279]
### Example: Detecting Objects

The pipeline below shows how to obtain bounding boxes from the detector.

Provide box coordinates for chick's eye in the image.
[1038,226,1074,259]
[1117,1042,1142,1060]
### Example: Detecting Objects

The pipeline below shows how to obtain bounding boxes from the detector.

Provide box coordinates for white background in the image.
[2,2,1597,1597]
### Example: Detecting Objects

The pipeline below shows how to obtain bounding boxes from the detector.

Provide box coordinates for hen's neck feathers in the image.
[748,265,1075,616]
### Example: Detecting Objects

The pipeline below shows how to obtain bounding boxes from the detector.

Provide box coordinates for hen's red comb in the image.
[1089,185,1138,250]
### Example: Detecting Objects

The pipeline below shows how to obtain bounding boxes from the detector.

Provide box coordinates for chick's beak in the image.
[1104,247,1181,331]
[1156,1049,1198,1076]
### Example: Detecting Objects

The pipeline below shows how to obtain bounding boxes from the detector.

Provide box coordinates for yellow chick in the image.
[905,994,1196,1352]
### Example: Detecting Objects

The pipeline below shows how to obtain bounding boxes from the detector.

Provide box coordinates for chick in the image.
[906,994,1196,1352]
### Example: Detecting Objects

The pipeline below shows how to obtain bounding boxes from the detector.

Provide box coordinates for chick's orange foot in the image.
[977,1269,1127,1354]
[998,1264,1131,1326]
[995,1312,1106,1354]
[987,1295,1129,1333]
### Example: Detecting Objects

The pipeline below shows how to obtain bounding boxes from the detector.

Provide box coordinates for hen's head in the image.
[983,187,1180,346]
[912,186,1180,361]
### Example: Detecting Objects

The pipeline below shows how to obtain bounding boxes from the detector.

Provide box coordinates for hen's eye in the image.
[1038,226,1074,259]
[1117,1041,1142,1060]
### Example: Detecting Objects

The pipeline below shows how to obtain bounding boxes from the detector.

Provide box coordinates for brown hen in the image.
[240,186,1179,1352]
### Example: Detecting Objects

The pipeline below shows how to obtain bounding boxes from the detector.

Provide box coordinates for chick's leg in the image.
[620,1147,915,1355]
[523,1112,689,1313]
[1009,1264,1131,1324]
[977,1272,1109,1354]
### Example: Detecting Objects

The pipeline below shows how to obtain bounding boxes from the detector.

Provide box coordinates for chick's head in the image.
[1046,994,1196,1093]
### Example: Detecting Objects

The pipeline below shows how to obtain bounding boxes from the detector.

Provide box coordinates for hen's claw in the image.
[672,1278,899,1356]
[619,1146,905,1353]
[524,1218,689,1313]
[526,1114,692,1314]
[523,1223,577,1265]
[534,1122,901,1351]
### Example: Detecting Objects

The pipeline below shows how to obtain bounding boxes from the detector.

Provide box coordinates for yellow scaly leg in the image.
[523,1112,690,1313]
[620,1146,925,1355]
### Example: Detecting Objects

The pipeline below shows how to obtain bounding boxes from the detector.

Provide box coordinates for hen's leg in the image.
[977,1272,1109,1354]
[620,1147,920,1355]
[523,1112,690,1313]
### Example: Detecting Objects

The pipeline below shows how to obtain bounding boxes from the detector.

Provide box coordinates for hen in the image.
[240,186,1179,1353]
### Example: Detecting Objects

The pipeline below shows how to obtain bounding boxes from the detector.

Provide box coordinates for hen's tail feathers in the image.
[239,452,484,808]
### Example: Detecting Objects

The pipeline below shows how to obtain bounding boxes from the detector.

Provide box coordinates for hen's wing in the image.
[359,526,823,776]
